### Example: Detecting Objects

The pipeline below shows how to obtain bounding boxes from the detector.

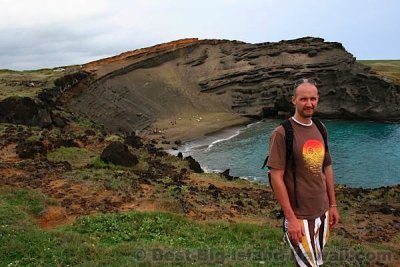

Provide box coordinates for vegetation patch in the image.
[47,146,96,168]
[0,186,395,266]
[63,168,140,192]
[358,60,400,82]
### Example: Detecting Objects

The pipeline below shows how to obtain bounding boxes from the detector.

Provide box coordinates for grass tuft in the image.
[47,146,97,168]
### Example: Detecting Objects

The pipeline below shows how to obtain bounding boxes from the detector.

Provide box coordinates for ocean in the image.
[172,119,400,188]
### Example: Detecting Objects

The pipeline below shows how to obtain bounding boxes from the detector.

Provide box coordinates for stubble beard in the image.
[301,108,314,118]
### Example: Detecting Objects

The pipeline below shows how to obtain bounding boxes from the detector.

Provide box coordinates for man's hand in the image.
[329,207,340,227]
[287,217,304,244]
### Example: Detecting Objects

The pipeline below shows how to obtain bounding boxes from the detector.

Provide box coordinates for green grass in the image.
[69,117,100,132]
[358,60,400,82]
[47,146,97,168]
[0,66,79,101]
[0,185,385,266]
[62,168,140,192]
[0,186,292,266]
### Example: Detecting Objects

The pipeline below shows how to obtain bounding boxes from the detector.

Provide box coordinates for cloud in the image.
[0,0,114,69]
[0,0,399,70]
[0,0,108,29]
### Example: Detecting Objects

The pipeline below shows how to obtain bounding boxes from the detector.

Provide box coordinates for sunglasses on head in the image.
[294,78,317,88]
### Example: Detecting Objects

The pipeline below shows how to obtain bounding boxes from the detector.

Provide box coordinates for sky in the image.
[1,0,399,70]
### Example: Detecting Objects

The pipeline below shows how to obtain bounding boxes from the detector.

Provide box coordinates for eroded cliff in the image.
[62,37,400,133]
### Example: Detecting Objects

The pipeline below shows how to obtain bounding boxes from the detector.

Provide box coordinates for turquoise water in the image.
[177,119,400,188]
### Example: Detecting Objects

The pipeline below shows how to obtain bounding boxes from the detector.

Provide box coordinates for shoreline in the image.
[144,115,400,190]
[142,112,256,150]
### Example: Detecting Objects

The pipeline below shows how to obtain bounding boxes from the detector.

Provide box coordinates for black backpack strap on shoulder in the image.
[262,119,294,170]
[281,119,298,208]
[280,119,293,162]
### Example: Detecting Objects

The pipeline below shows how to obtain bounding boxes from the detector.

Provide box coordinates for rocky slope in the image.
[0,121,399,266]
[58,37,400,134]
[0,50,400,264]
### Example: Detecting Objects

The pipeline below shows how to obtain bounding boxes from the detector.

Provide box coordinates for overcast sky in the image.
[1,0,399,70]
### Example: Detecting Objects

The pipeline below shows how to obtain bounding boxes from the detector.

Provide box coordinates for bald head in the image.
[291,82,319,119]
[293,78,318,96]
[293,82,319,97]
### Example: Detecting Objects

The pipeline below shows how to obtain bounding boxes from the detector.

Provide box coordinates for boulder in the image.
[16,141,47,159]
[184,156,203,173]
[0,97,52,127]
[52,116,66,128]
[174,140,182,146]
[125,132,143,148]
[220,168,238,181]
[100,141,138,167]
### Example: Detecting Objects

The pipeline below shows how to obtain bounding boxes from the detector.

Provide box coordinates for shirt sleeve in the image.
[266,127,286,170]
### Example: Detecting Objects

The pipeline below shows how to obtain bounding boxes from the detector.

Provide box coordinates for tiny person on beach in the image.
[266,78,340,266]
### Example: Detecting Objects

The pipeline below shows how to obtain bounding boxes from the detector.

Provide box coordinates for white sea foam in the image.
[205,129,242,151]
[175,124,247,154]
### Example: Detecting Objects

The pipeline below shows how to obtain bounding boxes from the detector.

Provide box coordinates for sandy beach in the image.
[142,112,255,149]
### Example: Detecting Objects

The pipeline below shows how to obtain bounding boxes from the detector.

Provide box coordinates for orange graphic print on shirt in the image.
[302,139,325,173]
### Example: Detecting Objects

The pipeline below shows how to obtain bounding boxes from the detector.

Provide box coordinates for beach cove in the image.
[147,113,400,189]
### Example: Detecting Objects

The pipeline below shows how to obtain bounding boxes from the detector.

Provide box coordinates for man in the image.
[267,78,340,266]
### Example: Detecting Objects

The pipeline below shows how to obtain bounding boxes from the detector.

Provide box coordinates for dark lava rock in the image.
[60,138,80,148]
[174,140,182,146]
[220,169,238,181]
[145,144,157,154]
[184,156,203,173]
[208,184,222,198]
[16,141,47,159]
[155,149,168,157]
[177,152,183,159]
[379,203,393,215]
[0,96,52,127]
[125,132,143,148]
[52,116,66,128]
[144,143,167,157]
[100,141,138,167]
[54,71,89,92]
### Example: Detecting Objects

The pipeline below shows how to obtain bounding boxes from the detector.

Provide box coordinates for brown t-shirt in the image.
[267,118,332,220]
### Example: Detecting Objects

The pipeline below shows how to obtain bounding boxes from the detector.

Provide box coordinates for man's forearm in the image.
[324,165,337,205]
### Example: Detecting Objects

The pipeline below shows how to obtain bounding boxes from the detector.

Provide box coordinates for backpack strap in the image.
[280,119,298,207]
[261,156,269,169]
[261,119,293,169]
[280,119,294,162]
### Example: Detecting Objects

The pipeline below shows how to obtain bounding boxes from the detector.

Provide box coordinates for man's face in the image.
[291,83,319,118]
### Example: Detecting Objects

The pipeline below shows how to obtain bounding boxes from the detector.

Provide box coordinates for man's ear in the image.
[291,95,296,105]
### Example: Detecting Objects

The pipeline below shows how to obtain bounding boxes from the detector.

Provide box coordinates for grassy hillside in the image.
[0,119,398,266]
[0,186,373,266]
[358,60,400,82]
[1,60,399,266]
[0,67,79,101]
